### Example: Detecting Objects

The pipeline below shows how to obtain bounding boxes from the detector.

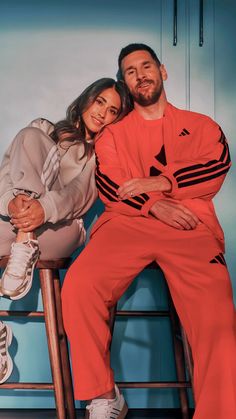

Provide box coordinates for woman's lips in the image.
[91,116,103,126]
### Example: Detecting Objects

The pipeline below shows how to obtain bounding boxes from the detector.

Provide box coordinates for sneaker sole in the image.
[85,401,128,418]
[0,323,13,384]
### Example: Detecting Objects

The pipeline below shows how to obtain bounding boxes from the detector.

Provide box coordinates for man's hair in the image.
[117,43,161,80]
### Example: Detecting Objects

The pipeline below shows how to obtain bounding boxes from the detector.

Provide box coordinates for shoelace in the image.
[6,242,38,278]
[86,399,120,419]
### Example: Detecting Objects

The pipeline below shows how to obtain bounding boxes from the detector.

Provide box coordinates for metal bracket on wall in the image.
[173,0,178,46]
[199,0,204,46]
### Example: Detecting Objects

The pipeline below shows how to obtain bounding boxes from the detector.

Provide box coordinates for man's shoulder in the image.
[170,103,216,127]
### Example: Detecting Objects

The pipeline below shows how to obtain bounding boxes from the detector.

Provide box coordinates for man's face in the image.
[121,50,167,106]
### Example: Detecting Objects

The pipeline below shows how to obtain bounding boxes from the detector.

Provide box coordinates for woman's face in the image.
[82,87,121,136]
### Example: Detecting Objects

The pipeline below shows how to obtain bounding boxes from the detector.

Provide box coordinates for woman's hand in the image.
[117,176,172,200]
[8,194,32,216]
[10,199,45,232]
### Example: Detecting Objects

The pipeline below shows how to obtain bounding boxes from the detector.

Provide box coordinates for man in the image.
[62,44,236,419]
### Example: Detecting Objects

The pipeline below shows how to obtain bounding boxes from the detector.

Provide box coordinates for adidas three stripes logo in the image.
[210,253,227,266]
[179,128,190,136]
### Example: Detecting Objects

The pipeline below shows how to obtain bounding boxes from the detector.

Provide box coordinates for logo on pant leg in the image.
[210,253,227,266]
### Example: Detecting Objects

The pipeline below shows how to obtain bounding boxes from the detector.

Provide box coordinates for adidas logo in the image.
[179,128,190,136]
[210,253,226,266]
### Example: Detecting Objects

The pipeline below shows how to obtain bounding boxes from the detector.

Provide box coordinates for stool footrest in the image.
[0,310,44,317]
[117,381,191,388]
[116,310,169,317]
[0,383,54,390]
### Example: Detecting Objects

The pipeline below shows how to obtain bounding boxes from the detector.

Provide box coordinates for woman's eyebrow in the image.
[98,95,119,111]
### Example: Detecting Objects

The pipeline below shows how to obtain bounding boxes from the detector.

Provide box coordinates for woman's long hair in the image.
[50,78,132,157]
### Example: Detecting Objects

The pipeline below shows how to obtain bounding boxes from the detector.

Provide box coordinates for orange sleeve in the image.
[95,128,163,217]
[162,121,231,201]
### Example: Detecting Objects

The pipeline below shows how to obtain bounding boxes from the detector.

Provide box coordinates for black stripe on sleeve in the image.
[95,174,118,199]
[178,167,230,188]
[174,142,230,181]
[132,195,146,204]
[141,193,149,201]
[96,170,146,205]
[96,182,118,202]
[219,142,230,163]
[174,126,229,179]
[96,156,149,210]
[96,180,142,209]
[176,156,230,182]
[96,167,119,190]
[219,129,226,144]
[122,199,142,210]
[174,159,218,178]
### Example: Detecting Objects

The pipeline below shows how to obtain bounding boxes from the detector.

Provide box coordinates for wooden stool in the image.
[0,257,76,419]
[109,262,194,419]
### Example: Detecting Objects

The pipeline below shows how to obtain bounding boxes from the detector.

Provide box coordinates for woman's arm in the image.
[38,154,97,224]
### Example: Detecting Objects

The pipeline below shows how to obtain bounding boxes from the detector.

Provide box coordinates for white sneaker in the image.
[85,385,128,419]
[0,321,13,384]
[0,239,39,300]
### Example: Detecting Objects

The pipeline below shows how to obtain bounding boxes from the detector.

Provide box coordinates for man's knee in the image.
[62,261,99,305]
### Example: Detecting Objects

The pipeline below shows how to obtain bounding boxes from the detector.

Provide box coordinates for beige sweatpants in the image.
[0,127,84,259]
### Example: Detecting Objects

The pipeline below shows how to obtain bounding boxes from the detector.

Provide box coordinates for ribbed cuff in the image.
[140,192,164,217]
[161,170,178,197]
[38,196,53,223]
[0,191,15,216]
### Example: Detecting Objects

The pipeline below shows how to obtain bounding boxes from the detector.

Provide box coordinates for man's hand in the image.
[117,176,172,199]
[10,199,45,232]
[150,199,200,230]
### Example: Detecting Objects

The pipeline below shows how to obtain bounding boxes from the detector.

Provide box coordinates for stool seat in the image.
[0,256,71,269]
[0,256,75,419]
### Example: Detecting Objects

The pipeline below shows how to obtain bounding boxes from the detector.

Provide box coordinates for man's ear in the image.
[160,64,168,81]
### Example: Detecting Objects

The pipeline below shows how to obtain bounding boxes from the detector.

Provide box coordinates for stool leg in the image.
[53,270,76,419]
[169,295,190,419]
[39,268,66,419]
[109,304,117,337]
[181,326,195,401]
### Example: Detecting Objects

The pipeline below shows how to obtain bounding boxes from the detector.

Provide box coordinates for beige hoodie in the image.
[0,118,97,224]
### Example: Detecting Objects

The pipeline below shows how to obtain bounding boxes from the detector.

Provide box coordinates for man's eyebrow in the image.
[124,60,152,74]
[124,65,135,74]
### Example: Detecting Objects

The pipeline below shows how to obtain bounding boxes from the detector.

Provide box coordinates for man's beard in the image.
[132,80,163,107]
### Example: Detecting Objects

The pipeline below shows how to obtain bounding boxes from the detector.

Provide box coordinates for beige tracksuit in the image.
[0,118,97,258]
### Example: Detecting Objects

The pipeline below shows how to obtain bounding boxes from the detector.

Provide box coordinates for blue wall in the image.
[0,0,235,410]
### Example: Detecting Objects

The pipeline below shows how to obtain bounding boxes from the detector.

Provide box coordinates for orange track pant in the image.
[62,215,236,418]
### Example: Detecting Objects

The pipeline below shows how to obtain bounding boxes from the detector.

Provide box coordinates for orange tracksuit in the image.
[62,103,236,418]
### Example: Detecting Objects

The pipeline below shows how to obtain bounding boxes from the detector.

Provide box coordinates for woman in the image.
[0,77,131,384]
